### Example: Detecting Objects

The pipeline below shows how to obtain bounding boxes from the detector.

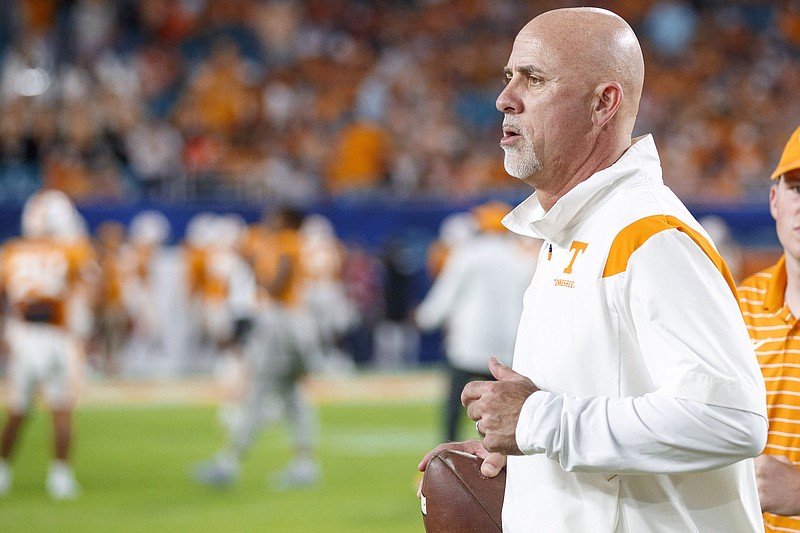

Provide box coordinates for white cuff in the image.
[515,390,551,455]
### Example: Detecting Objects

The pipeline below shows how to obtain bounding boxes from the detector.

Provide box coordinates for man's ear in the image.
[591,82,623,129]
[770,182,779,222]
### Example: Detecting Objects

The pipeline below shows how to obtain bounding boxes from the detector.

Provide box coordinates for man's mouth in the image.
[501,125,521,144]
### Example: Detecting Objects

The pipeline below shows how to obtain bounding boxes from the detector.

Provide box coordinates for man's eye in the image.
[528,76,542,85]
[503,74,512,85]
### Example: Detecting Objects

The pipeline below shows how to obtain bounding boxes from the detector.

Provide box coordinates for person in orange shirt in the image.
[183,37,257,139]
[0,189,97,500]
[738,125,800,532]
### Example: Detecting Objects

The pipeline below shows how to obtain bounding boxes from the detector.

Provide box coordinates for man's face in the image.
[771,169,800,261]
[495,25,591,185]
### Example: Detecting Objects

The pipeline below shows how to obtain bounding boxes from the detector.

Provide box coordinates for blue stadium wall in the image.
[0,198,779,365]
[0,198,779,250]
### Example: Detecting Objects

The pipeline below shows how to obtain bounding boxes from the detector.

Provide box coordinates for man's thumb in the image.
[489,356,516,381]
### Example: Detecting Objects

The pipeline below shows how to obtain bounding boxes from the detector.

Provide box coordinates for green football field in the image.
[0,371,459,533]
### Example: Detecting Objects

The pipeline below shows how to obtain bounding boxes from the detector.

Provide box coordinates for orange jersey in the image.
[131,244,154,282]
[187,245,249,304]
[0,236,96,326]
[239,223,271,265]
[738,256,800,533]
[183,244,207,297]
[201,248,234,302]
[96,247,125,305]
[251,228,303,306]
[100,243,152,304]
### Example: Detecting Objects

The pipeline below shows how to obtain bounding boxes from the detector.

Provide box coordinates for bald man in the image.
[418,8,767,532]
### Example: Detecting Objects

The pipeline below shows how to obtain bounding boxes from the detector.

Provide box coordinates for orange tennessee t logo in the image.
[563,241,588,274]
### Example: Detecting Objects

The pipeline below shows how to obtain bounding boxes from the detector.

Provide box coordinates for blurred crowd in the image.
[0,0,799,206]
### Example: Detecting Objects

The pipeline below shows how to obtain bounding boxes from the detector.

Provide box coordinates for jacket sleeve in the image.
[620,230,767,415]
[515,391,766,473]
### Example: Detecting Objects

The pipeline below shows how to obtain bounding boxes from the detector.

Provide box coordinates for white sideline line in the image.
[323,429,436,455]
[0,371,448,408]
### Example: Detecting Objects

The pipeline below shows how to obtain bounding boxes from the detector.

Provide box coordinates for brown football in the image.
[420,449,506,533]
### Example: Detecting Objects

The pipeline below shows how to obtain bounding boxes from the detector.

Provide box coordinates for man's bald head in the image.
[517,7,644,134]
[496,7,646,208]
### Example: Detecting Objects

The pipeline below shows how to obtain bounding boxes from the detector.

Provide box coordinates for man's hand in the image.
[417,440,506,498]
[755,454,800,515]
[462,357,538,455]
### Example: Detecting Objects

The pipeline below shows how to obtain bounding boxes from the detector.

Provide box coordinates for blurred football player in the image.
[182,212,217,358]
[189,214,257,420]
[91,220,130,375]
[299,214,358,373]
[194,206,322,490]
[93,210,174,376]
[0,189,97,499]
[123,210,172,354]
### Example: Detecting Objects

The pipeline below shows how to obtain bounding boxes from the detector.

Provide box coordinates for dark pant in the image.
[444,364,493,443]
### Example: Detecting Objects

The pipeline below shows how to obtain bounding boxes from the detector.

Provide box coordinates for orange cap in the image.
[772,125,800,179]
[471,201,512,233]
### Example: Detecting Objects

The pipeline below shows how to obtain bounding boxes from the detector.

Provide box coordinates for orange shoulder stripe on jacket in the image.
[602,215,737,296]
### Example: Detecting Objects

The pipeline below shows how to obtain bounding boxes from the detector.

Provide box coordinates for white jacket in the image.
[501,135,767,532]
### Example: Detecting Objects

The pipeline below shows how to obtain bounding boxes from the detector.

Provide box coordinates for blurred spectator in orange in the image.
[324,120,391,195]
[181,37,259,140]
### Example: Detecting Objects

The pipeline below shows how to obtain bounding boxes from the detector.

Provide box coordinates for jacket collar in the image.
[503,135,662,243]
